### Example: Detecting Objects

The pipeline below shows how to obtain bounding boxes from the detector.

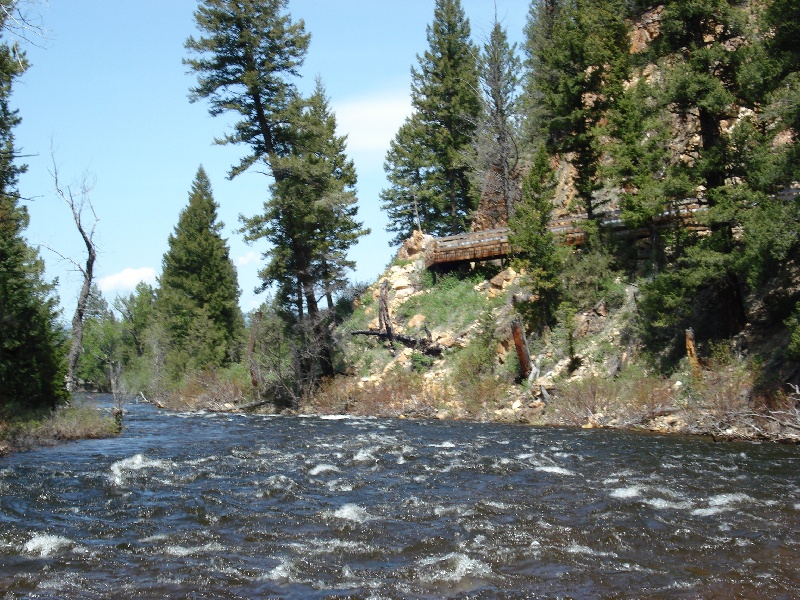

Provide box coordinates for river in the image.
[1,398,798,598]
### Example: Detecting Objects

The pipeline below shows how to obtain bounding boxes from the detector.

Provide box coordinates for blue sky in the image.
[13,0,529,317]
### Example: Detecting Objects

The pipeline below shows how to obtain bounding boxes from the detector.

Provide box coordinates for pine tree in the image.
[380,115,439,245]
[241,80,368,321]
[114,281,156,363]
[0,25,68,411]
[526,0,630,221]
[474,15,522,224]
[184,0,310,179]
[76,285,121,392]
[521,0,560,148]
[508,145,562,331]
[635,0,796,351]
[407,0,481,235]
[156,167,243,380]
[606,77,679,269]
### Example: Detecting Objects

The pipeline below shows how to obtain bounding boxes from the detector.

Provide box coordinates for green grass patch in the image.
[396,273,502,334]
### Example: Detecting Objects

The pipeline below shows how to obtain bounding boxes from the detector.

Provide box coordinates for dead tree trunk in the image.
[51,159,99,395]
[378,278,393,340]
[246,310,263,398]
[685,327,701,378]
[352,279,443,355]
[512,316,533,380]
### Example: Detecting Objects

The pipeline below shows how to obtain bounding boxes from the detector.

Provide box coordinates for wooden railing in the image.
[424,199,707,269]
[425,228,511,269]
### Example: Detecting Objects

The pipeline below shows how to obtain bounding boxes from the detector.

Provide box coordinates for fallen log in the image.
[236,399,273,412]
[351,329,443,356]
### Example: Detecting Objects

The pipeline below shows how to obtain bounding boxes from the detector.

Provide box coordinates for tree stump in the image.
[685,327,701,378]
[512,316,533,380]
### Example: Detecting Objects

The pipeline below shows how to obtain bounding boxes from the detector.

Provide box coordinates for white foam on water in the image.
[263,474,296,491]
[794,503,800,511]
[708,492,753,506]
[308,463,341,476]
[164,542,225,557]
[689,492,753,516]
[565,543,617,558]
[434,504,474,518]
[266,558,295,581]
[330,503,374,523]
[140,533,170,543]
[319,414,353,420]
[691,506,728,516]
[610,486,641,499]
[416,552,492,583]
[22,534,74,557]
[534,465,576,476]
[289,538,374,555]
[482,501,511,510]
[326,479,354,492]
[429,441,456,448]
[353,448,377,463]
[109,454,171,486]
[644,497,694,510]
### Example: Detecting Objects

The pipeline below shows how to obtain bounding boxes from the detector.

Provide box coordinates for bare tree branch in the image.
[50,151,100,394]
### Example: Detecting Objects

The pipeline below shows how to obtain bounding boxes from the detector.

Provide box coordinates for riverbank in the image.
[0,395,120,456]
[298,367,800,444]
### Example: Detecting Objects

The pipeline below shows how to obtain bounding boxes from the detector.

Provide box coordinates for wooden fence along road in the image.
[424,199,706,269]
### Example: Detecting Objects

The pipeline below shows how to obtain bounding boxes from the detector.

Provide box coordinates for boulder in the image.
[397,230,432,261]
[407,314,426,329]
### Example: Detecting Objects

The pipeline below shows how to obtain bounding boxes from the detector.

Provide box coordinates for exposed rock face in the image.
[471,164,523,232]
[629,5,663,54]
[396,229,433,261]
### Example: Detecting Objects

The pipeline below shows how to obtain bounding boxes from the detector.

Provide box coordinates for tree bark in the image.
[378,278,393,340]
[246,310,263,397]
[52,161,98,395]
[685,327,701,378]
[512,316,533,380]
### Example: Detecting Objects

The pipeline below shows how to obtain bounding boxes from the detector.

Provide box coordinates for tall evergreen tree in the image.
[241,80,368,321]
[407,0,481,235]
[0,18,68,411]
[184,0,310,179]
[156,167,243,380]
[508,145,562,331]
[380,115,439,245]
[114,281,156,364]
[526,0,630,222]
[522,0,560,148]
[76,285,121,392]
[474,15,522,223]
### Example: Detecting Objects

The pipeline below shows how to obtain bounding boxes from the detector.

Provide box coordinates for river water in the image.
[1,399,798,599]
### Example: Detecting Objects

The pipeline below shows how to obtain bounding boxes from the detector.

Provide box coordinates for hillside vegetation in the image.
[302,231,799,443]
[5,1,799,448]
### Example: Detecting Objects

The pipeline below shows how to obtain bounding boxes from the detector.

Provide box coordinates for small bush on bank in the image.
[1,400,119,452]
[311,367,447,418]
[160,366,252,411]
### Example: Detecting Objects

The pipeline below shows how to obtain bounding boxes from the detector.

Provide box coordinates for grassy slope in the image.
[309,258,800,443]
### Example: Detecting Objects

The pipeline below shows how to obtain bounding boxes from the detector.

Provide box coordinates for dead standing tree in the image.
[50,160,99,394]
[352,278,443,356]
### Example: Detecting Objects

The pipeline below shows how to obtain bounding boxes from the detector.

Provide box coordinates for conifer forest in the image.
[1,0,799,444]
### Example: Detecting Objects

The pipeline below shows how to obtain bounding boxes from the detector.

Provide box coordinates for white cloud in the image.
[98,267,156,293]
[236,250,260,267]
[334,93,412,153]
